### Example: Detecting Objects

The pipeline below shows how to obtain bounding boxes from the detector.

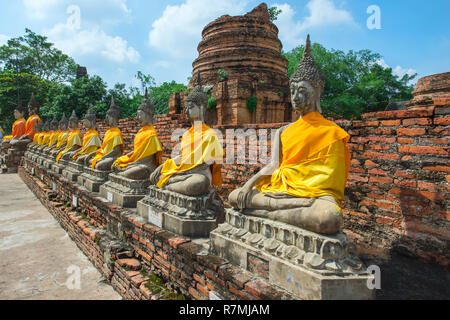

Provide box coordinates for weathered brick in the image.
[398,145,448,156]
[397,128,426,136]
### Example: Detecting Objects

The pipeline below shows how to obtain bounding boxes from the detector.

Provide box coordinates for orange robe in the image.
[3,118,26,141]
[25,115,41,140]
[91,127,124,168]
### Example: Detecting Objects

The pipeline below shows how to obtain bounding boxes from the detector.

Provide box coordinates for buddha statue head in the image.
[42,119,50,132]
[137,89,155,126]
[69,110,79,130]
[83,105,96,129]
[28,93,40,116]
[50,115,59,131]
[106,97,120,127]
[185,72,208,123]
[59,113,69,131]
[14,101,25,120]
[289,35,325,117]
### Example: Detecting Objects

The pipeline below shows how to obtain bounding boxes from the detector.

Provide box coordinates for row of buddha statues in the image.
[15,35,350,236]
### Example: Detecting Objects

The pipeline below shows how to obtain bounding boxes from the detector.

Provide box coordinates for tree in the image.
[283,43,416,119]
[269,6,282,22]
[150,81,187,114]
[0,28,77,83]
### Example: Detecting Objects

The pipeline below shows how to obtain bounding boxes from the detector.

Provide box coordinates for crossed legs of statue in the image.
[94,157,115,171]
[229,188,343,235]
[164,173,210,197]
[116,164,152,180]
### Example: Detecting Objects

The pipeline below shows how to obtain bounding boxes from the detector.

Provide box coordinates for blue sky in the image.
[1,0,449,89]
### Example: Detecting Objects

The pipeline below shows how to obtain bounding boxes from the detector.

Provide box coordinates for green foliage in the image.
[207,97,217,110]
[218,69,228,81]
[269,6,282,22]
[149,81,187,114]
[247,95,257,113]
[283,43,416,119]
[0,28,77,83]
[145,274,186,300]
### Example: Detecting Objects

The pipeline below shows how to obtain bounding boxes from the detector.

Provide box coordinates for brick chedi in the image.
[407,72,450,108]
[169,3,291,125]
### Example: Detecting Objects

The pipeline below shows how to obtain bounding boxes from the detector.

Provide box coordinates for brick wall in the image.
[90,104,449,266]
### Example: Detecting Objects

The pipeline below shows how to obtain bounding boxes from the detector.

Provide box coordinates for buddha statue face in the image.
[83,118,94,129]
[69,119,78,130]
[59,120,68,131]
[290,80,322,116]
[185,100,205,123]
[137,108,153,125]
[106,113,119,127]
[14,109,25,120]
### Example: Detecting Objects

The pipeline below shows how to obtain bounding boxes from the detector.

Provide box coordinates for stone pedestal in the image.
[99,173,149,208]
[137,186,223,238]
[62,161,84,183]
[210,209,375,300]
[78,166,111,192]
[1,146,27,173]
[52,159,67,175]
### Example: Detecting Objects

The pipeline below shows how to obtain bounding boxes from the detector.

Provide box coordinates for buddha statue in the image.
[56,110,82,162]
[90,97,124,170]
[72,106,102,165]
[35,120,51,153]
[19,93,41,144]
[228,35,351,235]
[2,102,26,146]
[112,90,162,180]
[0,125,4,142]
[42,116,59,153]
[50,114,69,158]
[149,74,223,197]
[28,121,42,151]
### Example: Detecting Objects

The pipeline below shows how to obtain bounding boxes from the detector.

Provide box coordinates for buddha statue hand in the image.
[236,185,253,210]
[149,165,163,185]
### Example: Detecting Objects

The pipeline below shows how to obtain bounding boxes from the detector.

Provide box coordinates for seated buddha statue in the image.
[37,120,51,152]
[42,116,60,153]
[27,121,42,152]
[228,35,351,235]
[2,103,26,147]
[112,90,162,180]
[72,106,102,165]
[50,114,69,158]
[56,110,82,162]
[18,93,41,146]
[90,97,124,171]
[149,74,223,197]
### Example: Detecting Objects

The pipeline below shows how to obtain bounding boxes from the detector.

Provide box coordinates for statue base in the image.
[52,159,67,175]
[210,209,375,300]
[99,173,149,208]
[1,147,26,173]
[78,166,111,192]
[62,161,84,183]
[137,186,223,238]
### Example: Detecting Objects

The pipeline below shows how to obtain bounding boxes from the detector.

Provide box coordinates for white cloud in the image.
[0,34,10,46]
[273,0,356,49]
[376,59,417,84]
[46,23,140,64]
[149,0,248,58]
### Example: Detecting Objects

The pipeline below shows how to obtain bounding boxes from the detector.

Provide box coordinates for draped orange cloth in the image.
[91,127,124,168]
[72,129,102,160]
[55,131,69,148]
[48,130,60,148]
[56,129,82,162]
[114,125,162,168]
[41,132,51,146]
[3,118,26,141]
[255,112,351,205]
[157,122,223,188]
[25,115,41,140]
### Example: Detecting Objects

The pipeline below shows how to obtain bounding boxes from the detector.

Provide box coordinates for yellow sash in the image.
[56,129,82,162]
[255,112,350,204]
[56,131,69,148]
[41,132,51,146]
[48,131,60,148]
[114,125,162,169]
[157,122,223,188]
[91,127,124,168]
[4,118,26,141]
[73,129,102,160]
[25,115,41,140]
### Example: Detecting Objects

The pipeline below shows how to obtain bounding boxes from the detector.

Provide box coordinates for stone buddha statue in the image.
[19,93,41,145]
[72,106,102,165]
[112,90,162,180]
[2,103,26,147]
[56,110,82,162]
[228,35,351,235]
[28,121,42,151]
[42,116,59,153]
[50,114,69,158]
[36,120,51,152]
[149,74,223,197]
[90,97,124,170]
